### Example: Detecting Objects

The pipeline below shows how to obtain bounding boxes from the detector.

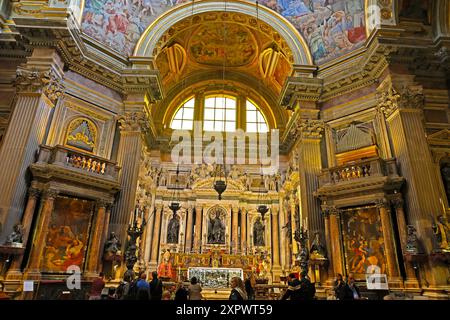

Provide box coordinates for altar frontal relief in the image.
[41,197,94,273]
[341,207,387,279]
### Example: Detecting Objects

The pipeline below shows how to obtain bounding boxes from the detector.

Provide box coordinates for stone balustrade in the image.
[318,157,399,187]
[36,145,120,180]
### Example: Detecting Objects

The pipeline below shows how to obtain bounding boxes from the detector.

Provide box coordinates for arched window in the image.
[246,100,268,133]
[170,97,195,130]
[204,95,236,132]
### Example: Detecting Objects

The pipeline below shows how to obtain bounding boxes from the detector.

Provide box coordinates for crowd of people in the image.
[88,271,363,300]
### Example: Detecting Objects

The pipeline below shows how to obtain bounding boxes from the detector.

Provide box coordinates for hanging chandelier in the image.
[256,165,269,220]
[213,162,227,200]
[169,165,181,216]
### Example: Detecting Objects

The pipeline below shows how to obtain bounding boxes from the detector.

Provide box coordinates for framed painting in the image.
[341,206,387,280]
[41,196,95,274]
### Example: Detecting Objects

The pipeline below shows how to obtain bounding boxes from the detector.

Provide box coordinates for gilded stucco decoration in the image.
[377,83,425,118]
[15,68,65,104]
[65,118,98,153]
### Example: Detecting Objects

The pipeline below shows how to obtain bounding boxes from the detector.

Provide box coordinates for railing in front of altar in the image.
[318,157,399,187]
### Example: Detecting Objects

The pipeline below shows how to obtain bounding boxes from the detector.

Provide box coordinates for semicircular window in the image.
[170,97,195,130]
[65,118,97,153]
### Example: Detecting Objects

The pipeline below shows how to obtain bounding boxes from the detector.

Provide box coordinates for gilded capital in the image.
[118,112,149,133]
[16,67,64,104]
[42,189,58,200]
[28,187,41,199]
[377,83,424,118]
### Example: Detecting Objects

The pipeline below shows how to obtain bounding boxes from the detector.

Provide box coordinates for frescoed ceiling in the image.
[153,11,293,95]
[81,0,367,65]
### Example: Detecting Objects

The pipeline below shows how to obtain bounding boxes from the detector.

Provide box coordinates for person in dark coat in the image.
[136,273,150,300]
[334,274,354,300]
[149,271,163,300]
[347,274,362,300]
[281,273,307,300]
[174,282,189,301]
[244,273,255,300]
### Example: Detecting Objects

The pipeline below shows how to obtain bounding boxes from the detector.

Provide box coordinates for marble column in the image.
[391,196,419,287]
[297,119,325,241]
[379,79,448,287]
[0,48,64,242]
[282,197,292,270]
[6,187,40,280]
[109,111,146,246]
[193,205,202,253]
[271,206,281,281]
[143,197,155,267]
[289,197,298,259]
[23,190,58,279]
[149,204,163,270]
[323,211,334,283]
[329,209,343,277]
[377,201,402,286]
[240,206,247,254]
[85,200,108,278]
[184,205,194,253]
[232,206,239,254]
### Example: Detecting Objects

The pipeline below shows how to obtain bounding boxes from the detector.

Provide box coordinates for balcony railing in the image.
[318,157,399,187]
[36,145,120,180]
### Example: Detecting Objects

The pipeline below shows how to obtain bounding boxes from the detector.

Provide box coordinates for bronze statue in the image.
[5,224,23,245]
[167,214,180,244]
[104,232,121,255]
[208,210,225,244]
[432,215,450,252]
[253,217,265,247]
[405,225,421,254]
[310,232,326,259]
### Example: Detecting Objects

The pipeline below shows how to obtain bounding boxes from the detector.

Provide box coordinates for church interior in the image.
[0,0,449,300]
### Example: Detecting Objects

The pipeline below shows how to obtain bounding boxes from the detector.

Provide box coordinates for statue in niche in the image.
[441,164,450,204]
[309,232,326,259]
[104,232,121,256]
[167,214,180,244]
[405,225,422,254]
[159,168,168,186]
[208,209,225,244]
[5,224,23,245]
[432,215,450,252]
[253,217,265,247]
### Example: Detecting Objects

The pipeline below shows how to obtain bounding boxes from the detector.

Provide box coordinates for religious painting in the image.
[188,23,257,67]
[65,118,97,153]
[255,0,367,64]
[207,206,227,245]
[42,196,95,273]
[399,0,430,23]
[273,54,291,88]
[81,0,191,56]
[341,207,387,279]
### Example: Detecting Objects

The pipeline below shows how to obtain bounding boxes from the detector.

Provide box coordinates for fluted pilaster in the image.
[109,112,146,245]
[194,205,203,253]
[0,48,64,242]
[149,204,163,269]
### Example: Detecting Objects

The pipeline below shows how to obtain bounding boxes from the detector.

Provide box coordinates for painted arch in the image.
[81,0,368,65]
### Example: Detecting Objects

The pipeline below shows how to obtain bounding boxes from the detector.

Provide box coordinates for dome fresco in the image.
[81,0,367,65]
